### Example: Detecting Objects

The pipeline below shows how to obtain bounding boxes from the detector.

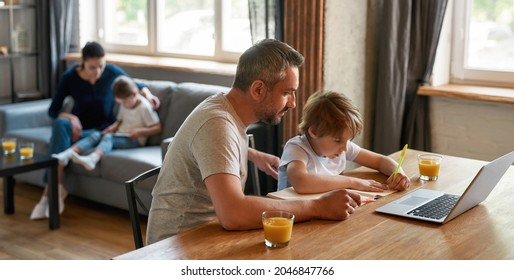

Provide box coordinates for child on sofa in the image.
[53,75,161,171]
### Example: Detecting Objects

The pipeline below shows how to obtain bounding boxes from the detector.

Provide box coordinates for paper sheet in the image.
[267,186,395,201]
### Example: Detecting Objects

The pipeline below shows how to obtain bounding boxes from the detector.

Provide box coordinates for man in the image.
[146,39,361,244]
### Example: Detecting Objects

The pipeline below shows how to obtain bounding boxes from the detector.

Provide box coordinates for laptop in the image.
[375,151,514,224]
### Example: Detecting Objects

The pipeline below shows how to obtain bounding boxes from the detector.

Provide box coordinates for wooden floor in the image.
[0,181,146,260]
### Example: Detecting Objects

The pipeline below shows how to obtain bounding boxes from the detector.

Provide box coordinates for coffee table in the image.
[1,152,59,229]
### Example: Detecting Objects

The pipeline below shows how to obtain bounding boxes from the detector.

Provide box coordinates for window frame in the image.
[450,0,514,88]
[89,0,246,63]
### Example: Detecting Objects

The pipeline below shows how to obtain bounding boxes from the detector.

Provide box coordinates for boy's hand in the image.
[386,172,410,191]
[350,178,387,192]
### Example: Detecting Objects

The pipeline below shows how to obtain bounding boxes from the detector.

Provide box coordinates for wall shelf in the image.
[0,0,41,103]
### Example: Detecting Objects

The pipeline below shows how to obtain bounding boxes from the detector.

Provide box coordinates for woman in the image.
[31,41,160,219]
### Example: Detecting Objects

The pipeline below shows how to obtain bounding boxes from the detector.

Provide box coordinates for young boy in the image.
[53,76,161,171]
[277,91,410,193]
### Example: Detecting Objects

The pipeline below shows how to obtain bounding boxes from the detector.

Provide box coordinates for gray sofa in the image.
[0,79,275,212]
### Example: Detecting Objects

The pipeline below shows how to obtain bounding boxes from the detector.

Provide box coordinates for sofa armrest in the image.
[0,99,53,137]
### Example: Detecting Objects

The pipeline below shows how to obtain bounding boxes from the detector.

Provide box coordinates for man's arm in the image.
[205,173,361,231]
[248,147,279,179]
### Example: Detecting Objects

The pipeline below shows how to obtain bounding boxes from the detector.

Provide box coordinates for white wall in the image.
[430,97,514,161]
[324,0,379,148]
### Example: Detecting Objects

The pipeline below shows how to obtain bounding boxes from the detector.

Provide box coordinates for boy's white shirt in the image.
[116,96,160,145]
[277,134,361,190]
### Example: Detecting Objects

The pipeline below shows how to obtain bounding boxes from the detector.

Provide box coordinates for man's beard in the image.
[257,106,288,125]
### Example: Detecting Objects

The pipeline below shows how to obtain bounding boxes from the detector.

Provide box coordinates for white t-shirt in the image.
[277,134,361,190]
[116,96,160,145]
[146,93,248,244]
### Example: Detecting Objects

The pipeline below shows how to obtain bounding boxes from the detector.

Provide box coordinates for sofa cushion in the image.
[99,146,162,191]
[0,99,52,136]
[166,82,230,138]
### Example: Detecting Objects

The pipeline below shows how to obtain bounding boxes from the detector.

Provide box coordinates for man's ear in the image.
[249,80,267,101]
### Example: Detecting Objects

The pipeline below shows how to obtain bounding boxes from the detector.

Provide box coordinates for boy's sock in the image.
[71,152,101,171]
[52,148,77,166]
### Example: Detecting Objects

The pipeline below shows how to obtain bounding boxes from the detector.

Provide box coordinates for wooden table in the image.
[114,149,514,259]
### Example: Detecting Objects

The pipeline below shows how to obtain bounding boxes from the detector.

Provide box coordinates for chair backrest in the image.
[247,134,261,196]
[125,166,161,249]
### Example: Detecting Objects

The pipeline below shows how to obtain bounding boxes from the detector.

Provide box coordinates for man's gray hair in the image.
[232,39,304,92]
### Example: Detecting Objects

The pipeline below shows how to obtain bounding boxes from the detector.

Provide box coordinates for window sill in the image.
[64,53,237,77]
[418,84,514,105]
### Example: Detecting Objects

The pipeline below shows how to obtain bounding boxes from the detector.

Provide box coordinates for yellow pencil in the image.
[393,144,408,180]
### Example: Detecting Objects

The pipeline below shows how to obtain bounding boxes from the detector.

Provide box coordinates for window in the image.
[451,0,514,87]
[80,0,252,63]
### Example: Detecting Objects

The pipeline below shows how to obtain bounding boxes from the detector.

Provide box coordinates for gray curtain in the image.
[248,0,283,43]
[373,0,448,155]
[38,0,77,98]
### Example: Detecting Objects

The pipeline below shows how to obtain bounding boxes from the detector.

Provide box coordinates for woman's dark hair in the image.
[81,41,105,60]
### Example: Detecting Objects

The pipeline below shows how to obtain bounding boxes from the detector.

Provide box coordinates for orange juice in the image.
[2,141,15,151]
[19,142,34,159]
[419,159,440,177]
[20,147,34,157]
[418,154,442,181]
[263,217,293,244]
[2,140,16,154]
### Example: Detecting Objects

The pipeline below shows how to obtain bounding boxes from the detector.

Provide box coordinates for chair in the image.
[125,166,160,249]
[247,134,261,196]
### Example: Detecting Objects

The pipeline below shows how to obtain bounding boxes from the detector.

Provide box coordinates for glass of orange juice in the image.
[1,137,17,155]
[262,210,295,248]
[19,142,35,160]
[418,154,443,181]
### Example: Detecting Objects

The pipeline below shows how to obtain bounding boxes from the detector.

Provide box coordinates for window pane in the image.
[467,0,514,72]
[104,0,148,46]
[222,0,252,53]
[159,0,215,56]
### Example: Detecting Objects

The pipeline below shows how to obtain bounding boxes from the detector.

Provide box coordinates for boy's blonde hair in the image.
[298,91,363,138]
[112,76,138,99]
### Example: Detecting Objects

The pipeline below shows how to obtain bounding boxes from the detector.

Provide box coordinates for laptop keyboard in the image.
[407,194,460,220]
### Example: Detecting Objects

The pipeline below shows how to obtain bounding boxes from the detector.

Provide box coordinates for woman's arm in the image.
[140,87,160,109]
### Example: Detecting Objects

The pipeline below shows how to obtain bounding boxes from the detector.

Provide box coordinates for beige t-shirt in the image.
[146,93,248,244]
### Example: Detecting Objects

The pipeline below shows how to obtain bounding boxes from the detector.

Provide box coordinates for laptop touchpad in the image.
[398,196,430,206]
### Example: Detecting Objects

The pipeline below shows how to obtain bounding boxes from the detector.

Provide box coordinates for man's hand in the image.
[317,189,361,220]
[248,148,279,179]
